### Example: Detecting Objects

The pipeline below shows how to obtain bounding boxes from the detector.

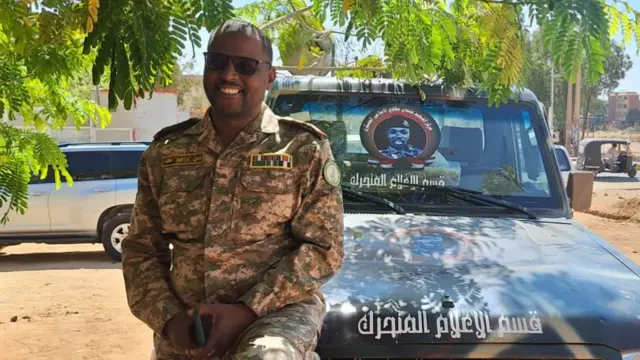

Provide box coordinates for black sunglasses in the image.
[203,52,271,76]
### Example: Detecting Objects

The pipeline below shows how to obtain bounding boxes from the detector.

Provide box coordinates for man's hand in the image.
[164,311,198,351]
[187,303,258,359]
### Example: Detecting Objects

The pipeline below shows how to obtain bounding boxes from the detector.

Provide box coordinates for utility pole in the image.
[572,67,582,156]
[91,86,99,143]
[563,67,582,156]
[565,80,573,151]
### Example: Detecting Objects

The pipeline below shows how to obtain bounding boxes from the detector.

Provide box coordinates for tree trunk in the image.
[581,88,594,140]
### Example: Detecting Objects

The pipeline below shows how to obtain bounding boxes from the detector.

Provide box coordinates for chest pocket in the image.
[233,169,299,235]
[158,167,211,239]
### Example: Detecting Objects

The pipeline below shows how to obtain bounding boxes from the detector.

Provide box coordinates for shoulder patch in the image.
[153,117,200,141]
[278,117,328,138]
[322,160,341,187]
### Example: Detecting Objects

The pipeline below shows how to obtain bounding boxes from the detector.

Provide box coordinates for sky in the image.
[180,0,639,93]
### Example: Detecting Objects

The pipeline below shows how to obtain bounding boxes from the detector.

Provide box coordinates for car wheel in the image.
[101,212,131,262]
[629,168,637,178]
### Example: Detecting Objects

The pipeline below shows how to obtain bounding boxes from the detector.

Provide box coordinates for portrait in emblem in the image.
[360,105,441,170]
[374,116,427,160]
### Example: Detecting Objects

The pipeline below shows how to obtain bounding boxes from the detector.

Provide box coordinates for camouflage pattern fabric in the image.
[228,295,325,360]
[121,103,345,359]
[151,296,324,360]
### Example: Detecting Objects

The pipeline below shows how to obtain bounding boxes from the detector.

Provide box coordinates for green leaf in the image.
[124,88,134,110]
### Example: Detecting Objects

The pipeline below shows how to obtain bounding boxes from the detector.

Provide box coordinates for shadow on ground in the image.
[594,175,639,183]
[0,251,120,272]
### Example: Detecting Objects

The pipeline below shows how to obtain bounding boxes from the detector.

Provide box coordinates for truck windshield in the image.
[272,93,562,213]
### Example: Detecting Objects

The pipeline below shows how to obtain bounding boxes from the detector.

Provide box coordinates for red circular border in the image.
[360,105,441,161]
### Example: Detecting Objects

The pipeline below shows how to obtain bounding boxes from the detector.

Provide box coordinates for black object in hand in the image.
[189,309,214,347]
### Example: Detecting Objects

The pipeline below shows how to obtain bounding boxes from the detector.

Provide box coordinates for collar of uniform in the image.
[182,109,210,136]
[196,108,224,154]
[250,103,280,134]
[190,104,279,135]
[184,105,279,154]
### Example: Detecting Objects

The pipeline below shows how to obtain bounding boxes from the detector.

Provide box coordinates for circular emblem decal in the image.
[359,105,441,170]
[387,228,471,263]
[323,160,341,187]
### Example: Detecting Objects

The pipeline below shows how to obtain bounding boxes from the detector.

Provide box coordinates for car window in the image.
[110,150,144,179]
[65,151,113,181]
[554,148,572,171]
[273,93,561,210]
[28,149,144,184]
[29,171,54,184]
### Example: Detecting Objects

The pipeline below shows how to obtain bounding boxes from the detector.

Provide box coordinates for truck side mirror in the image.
[566,171,594,211]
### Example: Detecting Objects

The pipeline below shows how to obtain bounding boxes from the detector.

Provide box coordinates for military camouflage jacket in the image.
[121,103,345,358]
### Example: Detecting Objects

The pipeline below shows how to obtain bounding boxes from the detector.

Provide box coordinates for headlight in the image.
[623,351,640,360]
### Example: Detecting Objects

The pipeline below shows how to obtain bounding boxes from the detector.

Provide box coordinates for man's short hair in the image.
[208,19,273,63]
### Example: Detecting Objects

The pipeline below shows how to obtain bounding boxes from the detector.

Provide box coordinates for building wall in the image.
[178,75,209,118]
[607,92,640,128]
[3,89,179,129]
[3,88,182,143]
[99,89,180,141]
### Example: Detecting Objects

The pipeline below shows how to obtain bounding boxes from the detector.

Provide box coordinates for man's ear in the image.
[266,67,276,90]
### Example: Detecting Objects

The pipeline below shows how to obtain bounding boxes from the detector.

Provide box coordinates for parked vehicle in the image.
[264,76,640,360]
[553,144,574,185]
[576,138,637,178]
[0,141,149,261]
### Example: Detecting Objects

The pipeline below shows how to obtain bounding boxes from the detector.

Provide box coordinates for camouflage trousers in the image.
[153,296,325,360]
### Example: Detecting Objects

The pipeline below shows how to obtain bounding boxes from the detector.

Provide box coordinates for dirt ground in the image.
[1,185,639,360]
[0,245,152,360]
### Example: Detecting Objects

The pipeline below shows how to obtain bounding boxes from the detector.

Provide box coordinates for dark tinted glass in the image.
[65,151,113,181]
[554,148,571,171]
[272,94,562,210]
[29,172,54,184]
[204,52,262,75]
[111,150,144,179]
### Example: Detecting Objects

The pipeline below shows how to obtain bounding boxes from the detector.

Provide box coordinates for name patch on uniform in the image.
[249,153,293,169]
[162,153,204,167]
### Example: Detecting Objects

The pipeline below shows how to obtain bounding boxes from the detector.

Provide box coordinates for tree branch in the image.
[0,74,32,85]
[259,5,313,30]
[274,65,386,72]
[287,0,322,34]
[475,0,533,5]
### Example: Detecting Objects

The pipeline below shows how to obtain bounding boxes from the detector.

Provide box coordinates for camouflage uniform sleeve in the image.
[239,139,345,317]
[121,146,184,337]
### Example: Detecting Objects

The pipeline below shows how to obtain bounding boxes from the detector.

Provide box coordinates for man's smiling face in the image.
[203,29,275,120]
[388,127,410,148]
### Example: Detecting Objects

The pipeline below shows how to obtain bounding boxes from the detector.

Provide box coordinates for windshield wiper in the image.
[409,183,538,220]
[341,185,406,215]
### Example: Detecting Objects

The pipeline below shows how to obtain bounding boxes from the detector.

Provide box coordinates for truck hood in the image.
[318,214,640,354]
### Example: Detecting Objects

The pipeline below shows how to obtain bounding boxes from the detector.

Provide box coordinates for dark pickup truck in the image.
[267,76,640,360]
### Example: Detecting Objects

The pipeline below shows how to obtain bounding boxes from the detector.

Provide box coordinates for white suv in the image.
[0,142,149,261]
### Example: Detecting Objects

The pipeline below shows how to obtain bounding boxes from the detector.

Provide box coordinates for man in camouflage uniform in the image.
[121,20,344,360]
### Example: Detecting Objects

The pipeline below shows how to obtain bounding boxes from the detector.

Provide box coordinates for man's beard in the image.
[205,88,248,119]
